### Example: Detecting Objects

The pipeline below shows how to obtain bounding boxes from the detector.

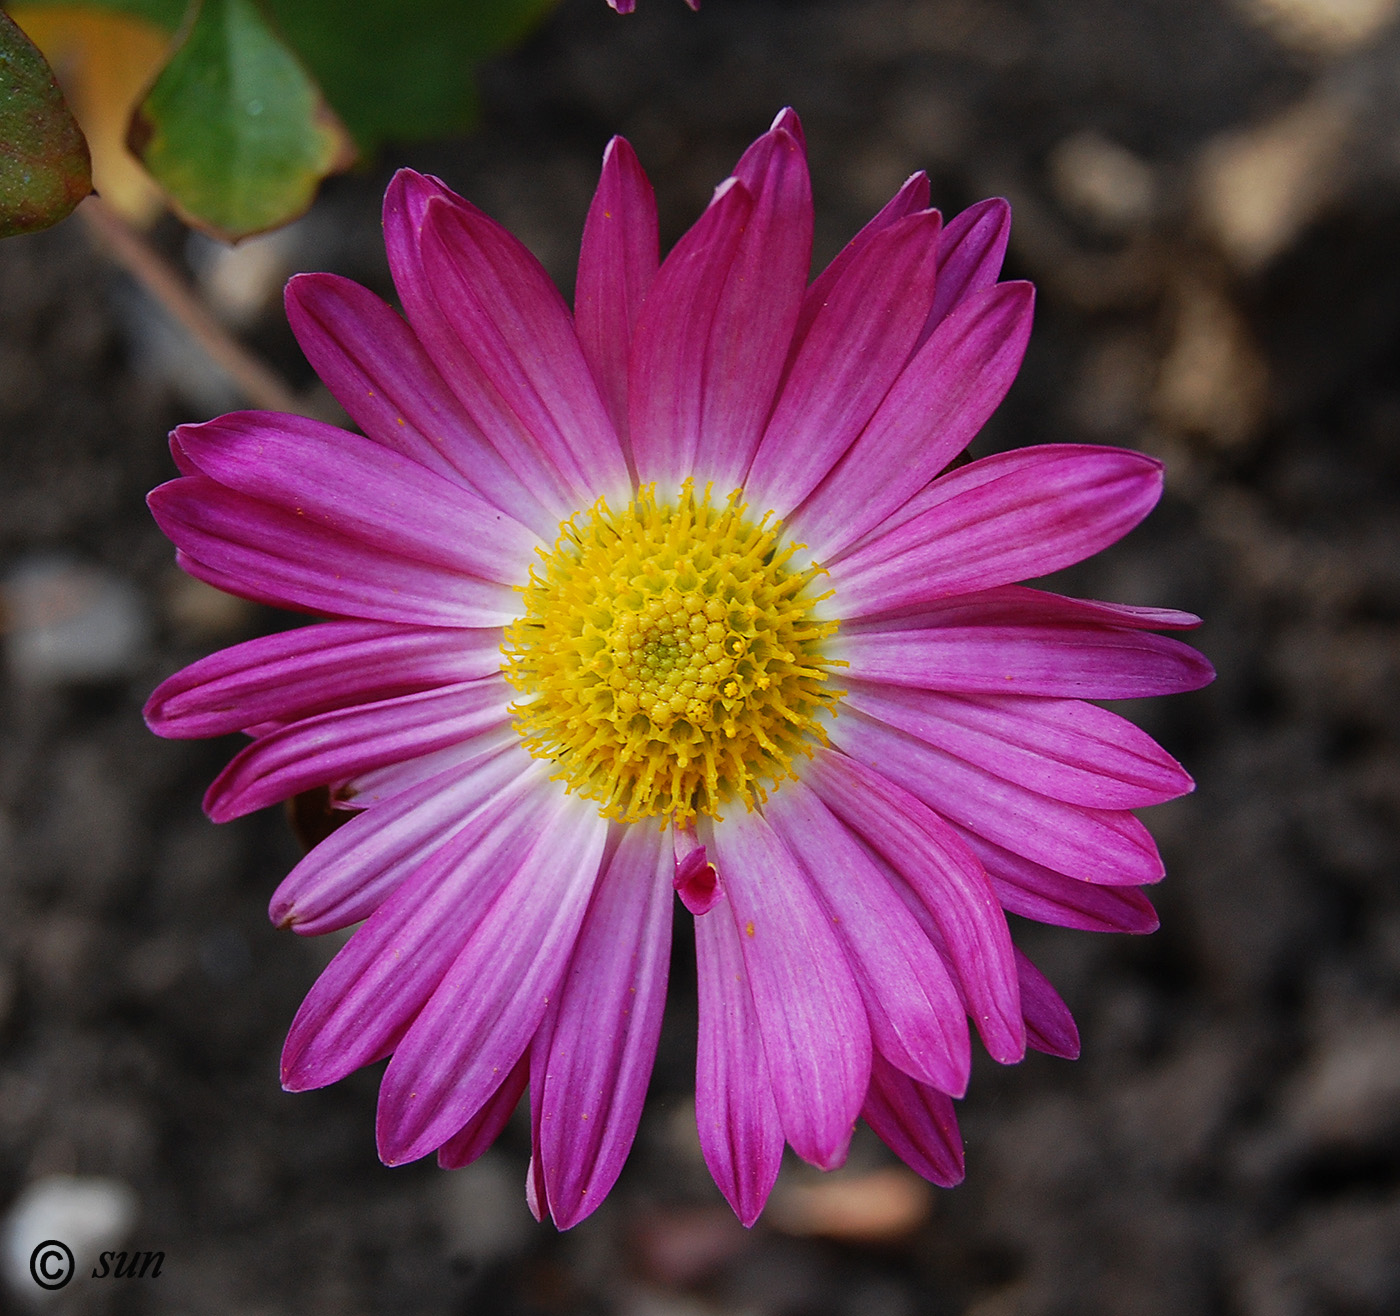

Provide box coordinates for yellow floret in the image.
[501,482,843,825]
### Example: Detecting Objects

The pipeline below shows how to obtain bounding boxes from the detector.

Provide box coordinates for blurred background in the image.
[2,0,1400,1311]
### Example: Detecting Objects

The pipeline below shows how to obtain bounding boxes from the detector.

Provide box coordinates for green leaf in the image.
[0,7,91,236]
[128,0,355,241]
[261,0,559,152]
[15,0,560,154]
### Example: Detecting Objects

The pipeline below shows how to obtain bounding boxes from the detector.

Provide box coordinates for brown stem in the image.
[77,196,310,417]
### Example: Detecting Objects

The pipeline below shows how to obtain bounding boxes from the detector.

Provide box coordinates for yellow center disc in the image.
[502,482,843,825]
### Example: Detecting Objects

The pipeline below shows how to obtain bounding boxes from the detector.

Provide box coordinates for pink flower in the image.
[609,0,699,12]
[146,109,1212,1228]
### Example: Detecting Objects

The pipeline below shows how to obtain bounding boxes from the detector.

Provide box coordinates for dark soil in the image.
[3,0,1399,1312]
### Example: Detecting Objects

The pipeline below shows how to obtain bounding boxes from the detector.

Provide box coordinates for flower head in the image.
[146,109,1213,1228]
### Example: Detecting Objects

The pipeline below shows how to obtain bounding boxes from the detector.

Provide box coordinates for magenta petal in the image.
[791,282,1035,558]
[833,446,1163,612]
[862,1052,965,1187]
[173,411,540,584]
[382,170,580,520]
[420,198,629,503]
[841,682,1193,809]
[150,477,520,628]
[687,122,811,490]
[146,621,503,739]
[203,676,512,822]
[576,136,658,449]
[437,1052,529,1170]
[629,177,753,490]
[280,764,555,1090]
[790,171,931,361]
[955,825,1160,934]
[376,795,608,1164]
[803,749,1025,1064]
[1017,949,1080,1059]
[268,733,522,936]
[285,273,557,536]
[693,886,784,1226]
[920,198,1012,340]
[763,781,971,1097]
[535,825,673,1229]
[843,583,1203,634]
[838,617,1214,700]
[709,809,871,1170]
[744,209,943,518]
[831,710,1165,888]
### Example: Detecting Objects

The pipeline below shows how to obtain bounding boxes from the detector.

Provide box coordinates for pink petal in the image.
[803,749,1025,1064]
[953,824,1161,934]
[688,120,812,490]
[694,886,784,1226]
[629,176,753,490]
[1017,949,1080,1059]
[742,209,943,518]
[576,136,658,451]
[920,198,1012,341]
[790,171,931,362]
[841,583,1203,634]
[145,621,503,739]
[376,794,608,1164]
[437,1053,530,1170]
[790,282,1035,558]
[285,273,557,536]
[150,477,520,628]
[862,1052,965,1187]
[837,618,1214,700]
[174,411,540,584]
[841,682,1193,809]
[534,825,673,1229]
[268,732,524,935]
[420,198,630,504]
[830,711,1165,888]
[382,170,581,520]
[763,781,971,1097]
[280,764,556,1090]
[833,446,1162,614]
[708,809,872,1169]
[631,120,813,492]
[203,676,512,822]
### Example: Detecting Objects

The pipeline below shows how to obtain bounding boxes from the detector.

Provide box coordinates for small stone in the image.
[2,1175,137,1300]
[3,556,150,686]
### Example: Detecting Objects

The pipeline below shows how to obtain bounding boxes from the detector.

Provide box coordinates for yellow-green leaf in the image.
[0,7,91,236]
[128,0,354,241]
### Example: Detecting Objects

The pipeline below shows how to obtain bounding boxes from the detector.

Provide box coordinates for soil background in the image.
[2,1,1400,1313]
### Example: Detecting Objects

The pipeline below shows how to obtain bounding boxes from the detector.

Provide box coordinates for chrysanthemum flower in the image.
[146,109,1213,1228]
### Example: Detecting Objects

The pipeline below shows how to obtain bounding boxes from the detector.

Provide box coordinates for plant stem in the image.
[78,196,309,417]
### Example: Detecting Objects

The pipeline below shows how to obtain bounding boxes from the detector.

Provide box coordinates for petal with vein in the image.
[576,136,658,451]
[694,885,784,1226]
[764,781,970,1096]
[204,676,513,821]
[803,749,1024,1063]
[830,711,1164,887]
[146,620,503,739]
[710,809,871,1169]
[150,477,520,628]
[535,825,673,1228]
[842,681,1193,809]
[376,794,608,1164]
